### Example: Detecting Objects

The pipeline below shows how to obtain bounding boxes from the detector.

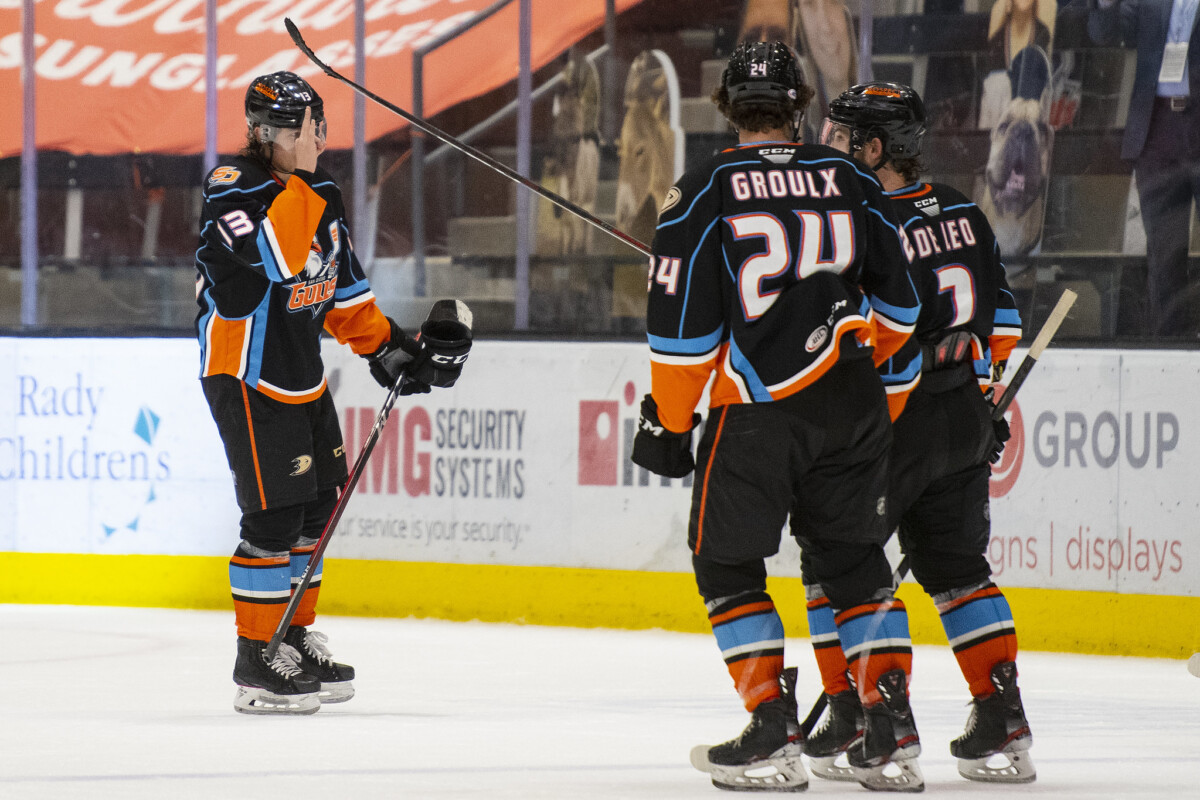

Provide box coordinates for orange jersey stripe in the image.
[989,332,1020,367]
[203,316,250,378]
[265,175,327,278]
[254,378,327,405]
[650,358,717,433]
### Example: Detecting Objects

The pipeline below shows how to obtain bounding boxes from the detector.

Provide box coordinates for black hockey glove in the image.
[989,414,1011,464]
[367,317,429,395]
[630,394,700,478]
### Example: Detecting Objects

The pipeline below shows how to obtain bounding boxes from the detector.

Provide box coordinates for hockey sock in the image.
[935,581,1018,698]
[229,542,291,640]
[835,595,913,706]
[707,591,785,711]
[289,538,322,628]
[806,592,852,695]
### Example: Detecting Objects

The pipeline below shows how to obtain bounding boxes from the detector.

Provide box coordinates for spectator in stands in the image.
[1089,0,1200,337]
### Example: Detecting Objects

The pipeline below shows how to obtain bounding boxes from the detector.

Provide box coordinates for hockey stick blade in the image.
[283,18,651,258]
[992,288,1077,420]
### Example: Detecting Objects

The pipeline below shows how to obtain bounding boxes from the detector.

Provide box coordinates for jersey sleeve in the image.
[987,240,1023,370]
[203,165,327,283]
[322,222,391,356]
[857,176,920,365]
[646,170,727,433]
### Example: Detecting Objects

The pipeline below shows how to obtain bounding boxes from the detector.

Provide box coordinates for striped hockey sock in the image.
[936,582,1018,698]
[707,591,786,711]
[806,594,852,695]
[229,542,290,641]
[289,539,323,628]
[835,595,913,705]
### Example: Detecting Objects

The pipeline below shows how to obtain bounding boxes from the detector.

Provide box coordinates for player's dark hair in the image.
[239,128,275,171]
[890,156,924,184]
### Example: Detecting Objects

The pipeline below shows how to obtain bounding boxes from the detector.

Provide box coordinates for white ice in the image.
[2,605,1197,799]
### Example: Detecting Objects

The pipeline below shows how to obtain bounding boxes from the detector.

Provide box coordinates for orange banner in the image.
[0,0,643,157]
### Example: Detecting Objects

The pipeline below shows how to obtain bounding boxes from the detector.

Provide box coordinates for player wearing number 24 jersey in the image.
[646,136,920,434]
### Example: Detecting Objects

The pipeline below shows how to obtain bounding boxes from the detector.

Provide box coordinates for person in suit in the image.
[1090,0,1200,337]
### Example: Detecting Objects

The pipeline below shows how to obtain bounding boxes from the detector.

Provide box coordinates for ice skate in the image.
[690,667,808,792]
[232,637,320,715]
[804,689,863,781]
[950,661,1036,783]
[284,626,356,703]
[849,669,923,792]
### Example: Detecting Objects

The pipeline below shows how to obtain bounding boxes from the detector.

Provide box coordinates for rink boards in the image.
[0,337,1197,658]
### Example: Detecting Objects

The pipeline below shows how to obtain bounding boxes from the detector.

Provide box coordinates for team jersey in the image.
[195,156,390,404]
[878,181,1023,417]
[646,140,920,433]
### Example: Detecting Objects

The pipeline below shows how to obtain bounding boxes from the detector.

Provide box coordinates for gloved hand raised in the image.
[366,317,428,394]
[630,394,701,478]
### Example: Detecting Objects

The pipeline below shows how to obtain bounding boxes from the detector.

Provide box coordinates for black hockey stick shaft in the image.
[799,290,1076,735]
[992,288,1077,420]
[283,18,652,258]
[264,372,410,662]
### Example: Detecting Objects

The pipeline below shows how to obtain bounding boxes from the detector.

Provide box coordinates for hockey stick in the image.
[264,300,473,662]
[282,18,652,258]
[992,288,1077,420]
[798,289,1077,737]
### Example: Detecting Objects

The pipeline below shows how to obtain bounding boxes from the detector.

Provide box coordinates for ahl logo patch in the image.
[805,326,829,353]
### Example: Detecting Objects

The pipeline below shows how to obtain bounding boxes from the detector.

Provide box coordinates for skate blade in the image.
[318,681,355,703]
[854,749,924,793]
[233,686,320,715]
[691,743,808,791]
[807,753,858,782]
[957,749,1037,784]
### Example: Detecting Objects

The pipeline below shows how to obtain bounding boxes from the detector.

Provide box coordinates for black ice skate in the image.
[689,667,808,792]
[285,626,356,703]
[848,669,923,792]
[232,637,320,715]
[950,661,1036,783]
[804,689,863,782]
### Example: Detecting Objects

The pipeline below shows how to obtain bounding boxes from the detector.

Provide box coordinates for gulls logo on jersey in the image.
[759,147,796,165]
[287,221,341,317]
[915,196,940,217]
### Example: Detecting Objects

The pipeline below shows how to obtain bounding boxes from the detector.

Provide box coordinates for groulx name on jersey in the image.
[729,167,842,202]
[908,216,977,259]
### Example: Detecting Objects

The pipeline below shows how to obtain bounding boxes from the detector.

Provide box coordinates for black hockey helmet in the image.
[721,41,803,108]
[822,82,926,160]
[245,71,325,142]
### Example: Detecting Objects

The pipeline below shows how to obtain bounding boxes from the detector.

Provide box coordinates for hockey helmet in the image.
[721,41,803,108]
[821,82,926,160]
[245,71,326,144]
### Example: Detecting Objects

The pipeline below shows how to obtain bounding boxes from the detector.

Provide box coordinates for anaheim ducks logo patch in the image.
[659,186,681,217]
[290,455,313,476]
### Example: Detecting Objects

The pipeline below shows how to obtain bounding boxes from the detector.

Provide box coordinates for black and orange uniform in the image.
[809,180,1026,703]
[647,139,920,712]
[196,155,390,642]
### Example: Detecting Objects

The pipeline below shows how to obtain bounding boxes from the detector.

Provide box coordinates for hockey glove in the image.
[630,394,700,478]
[366,317,429,394]
[989,415,1011,464]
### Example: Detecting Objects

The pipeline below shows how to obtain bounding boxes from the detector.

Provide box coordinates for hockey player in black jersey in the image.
[802,81,1035,785]
[630,42,924,792]
[195,72,471,714]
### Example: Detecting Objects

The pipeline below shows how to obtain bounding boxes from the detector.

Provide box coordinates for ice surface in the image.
[2,605,1197,799]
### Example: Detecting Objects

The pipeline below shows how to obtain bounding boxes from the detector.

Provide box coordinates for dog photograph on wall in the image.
[977,44,1055,258]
